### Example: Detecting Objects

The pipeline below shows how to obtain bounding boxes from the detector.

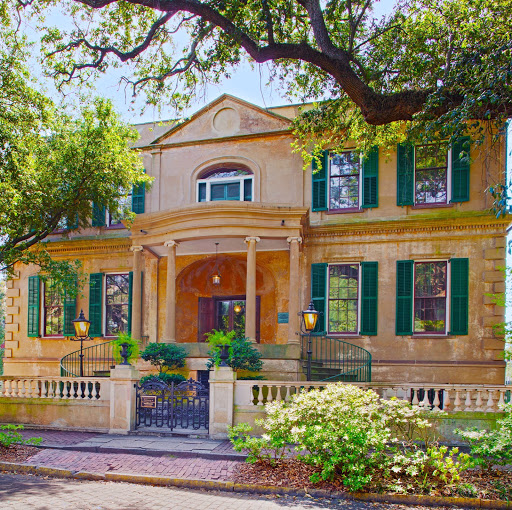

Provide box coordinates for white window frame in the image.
[412,259,450,336]
[103,272,130,338]
[107,189,132,227]
[327,262,361,336]
[413,144,452,206]
[327,150,363,212]
[196,175,254,203]
[40,279,64,338]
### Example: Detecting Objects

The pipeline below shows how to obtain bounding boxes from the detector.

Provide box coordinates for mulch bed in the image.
[0,445,41,464]
[234,459,512,501]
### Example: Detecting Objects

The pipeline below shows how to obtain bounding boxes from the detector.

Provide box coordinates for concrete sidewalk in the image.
[19,429,244,461]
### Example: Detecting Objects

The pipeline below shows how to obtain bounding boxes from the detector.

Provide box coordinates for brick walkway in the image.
[26,449,241,480]
[20,430,100,446]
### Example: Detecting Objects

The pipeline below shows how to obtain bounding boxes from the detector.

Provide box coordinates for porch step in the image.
[129,428,209,439]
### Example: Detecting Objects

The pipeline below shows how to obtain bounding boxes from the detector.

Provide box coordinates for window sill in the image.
[412,203,454,210]
[105,224,126,230]
[326,208,364,215]
[409,335,456,339]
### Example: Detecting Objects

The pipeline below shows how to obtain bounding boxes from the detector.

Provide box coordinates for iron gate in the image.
[135,378,209,431]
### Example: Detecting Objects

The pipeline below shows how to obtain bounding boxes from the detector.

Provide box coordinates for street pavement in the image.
[0,473,452,510]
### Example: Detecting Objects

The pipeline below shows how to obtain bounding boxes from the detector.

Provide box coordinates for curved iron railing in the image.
[60,340,116,377]
[300,335,372,382]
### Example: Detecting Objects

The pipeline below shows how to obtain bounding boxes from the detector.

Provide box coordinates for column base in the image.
[161,338,176,344]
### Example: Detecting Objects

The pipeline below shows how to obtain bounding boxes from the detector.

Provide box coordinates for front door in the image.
[198,296,260,342]
[216,299,246,339]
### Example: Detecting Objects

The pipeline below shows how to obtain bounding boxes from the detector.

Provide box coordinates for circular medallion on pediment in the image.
[212,107,240,135]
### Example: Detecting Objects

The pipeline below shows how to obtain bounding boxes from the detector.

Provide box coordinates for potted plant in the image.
[205,329,236,367]
[112,332,140,366]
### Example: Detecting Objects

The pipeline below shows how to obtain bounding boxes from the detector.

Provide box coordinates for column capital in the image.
[244,236,261,244]
[287,236,302,244]
[130,245,144,253]
[164,240,179,248]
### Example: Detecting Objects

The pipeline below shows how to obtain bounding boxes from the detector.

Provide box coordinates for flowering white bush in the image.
[229,383,472,492]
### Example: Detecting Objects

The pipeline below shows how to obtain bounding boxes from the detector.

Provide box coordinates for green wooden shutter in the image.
[63,278,77,336]
[89,273,103,337]
[360,262,378,335]
[27,275,40,337]
[396,260,414,335]
[397,143,415,206]
[127,271,133,335]
[450,258,469,335]
[362,148,379,208]
[132,182,146,214]
[451,137,470,203]
[66,214,79,230]
[312,150,329,211]
[311,263,327,333]
[92,203,106,227]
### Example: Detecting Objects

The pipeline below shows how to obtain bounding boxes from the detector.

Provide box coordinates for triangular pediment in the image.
[153,94,292,145]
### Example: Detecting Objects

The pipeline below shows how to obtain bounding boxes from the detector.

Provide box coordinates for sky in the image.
[24,0,397,124]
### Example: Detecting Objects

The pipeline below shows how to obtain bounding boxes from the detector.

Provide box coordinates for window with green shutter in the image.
[27,275,40,337]
[92,203,106,227]
[63,279,77,336]
[450,258,469,335]
[396,260,414,335]
[132,182,146,214]
[362,148,379,209]
[451,137,471,203]
[397,143,414,206]
[89,273,103,337]
[311,263,327,333]
[312,150,329,211]
[360,262,378,335]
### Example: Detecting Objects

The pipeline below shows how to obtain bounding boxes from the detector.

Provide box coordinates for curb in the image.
[33,443,246,462]
[0,461,510,509]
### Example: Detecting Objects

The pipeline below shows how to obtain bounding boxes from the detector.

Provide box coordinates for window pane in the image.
[105,274,129,336]
[109,192,132,225]
[202,169,252,179]
[44,279,64,336]
[414,262,447,333]
[226,182,240,200]
[328,264,359,334]
[243,179,252,201]
[329,152,359,210]
[198,182,207,202]
[210,183,226,200]
[415,144,448,205]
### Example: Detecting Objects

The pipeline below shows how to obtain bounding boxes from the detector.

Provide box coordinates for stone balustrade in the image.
[234,380,510,413]
[0,376,109,401]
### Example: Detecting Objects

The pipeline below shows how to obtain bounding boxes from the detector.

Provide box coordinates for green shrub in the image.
[140,343,187,374]
[0,425,42,448]
[206,335,263,373]
[457,482,478,498]
[139,373,186,386]
[455,402,512,472]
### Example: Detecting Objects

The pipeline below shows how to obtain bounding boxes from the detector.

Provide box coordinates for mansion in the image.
[2,94,508,384]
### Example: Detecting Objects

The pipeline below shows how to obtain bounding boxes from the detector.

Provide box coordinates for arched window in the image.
[197,167,254,202]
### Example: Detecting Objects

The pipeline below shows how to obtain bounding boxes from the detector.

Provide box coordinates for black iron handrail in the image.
[300,335,372,382]
[60,340,115,377]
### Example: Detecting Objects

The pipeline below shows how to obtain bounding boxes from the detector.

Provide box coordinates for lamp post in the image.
[300,301,319,381]
[71,309,92,377]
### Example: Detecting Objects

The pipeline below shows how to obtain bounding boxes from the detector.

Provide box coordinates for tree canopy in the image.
[20,0,512,154]
[0,15,149,289]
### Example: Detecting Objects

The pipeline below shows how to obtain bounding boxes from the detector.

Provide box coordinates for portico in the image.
[128,202,307,349]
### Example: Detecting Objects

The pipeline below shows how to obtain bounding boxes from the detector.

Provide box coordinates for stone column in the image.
[287,237,302,344]
[164,240,179,343]
[208,366,236,439]
[130,246,143,340]
[109,364,140,434]
[244,236,260,342]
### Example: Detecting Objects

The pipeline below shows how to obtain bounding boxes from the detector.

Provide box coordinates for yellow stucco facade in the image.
[3,94,508,384]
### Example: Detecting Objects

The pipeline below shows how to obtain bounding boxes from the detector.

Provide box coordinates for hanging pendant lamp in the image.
[212,242,221,285]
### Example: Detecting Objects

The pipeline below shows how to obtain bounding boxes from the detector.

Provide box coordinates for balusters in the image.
[420,389,430,409]
[453,390,462,411]
[475,390,484,411]
[443,390,451,411]
[411,388,420,406]
[432,389,441,411]
[464,390,473,411]
[92,381,99,400]
[497,389,506,410]
[41,379,48,398]
[486,390,495,412]
[257,385,265,406]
